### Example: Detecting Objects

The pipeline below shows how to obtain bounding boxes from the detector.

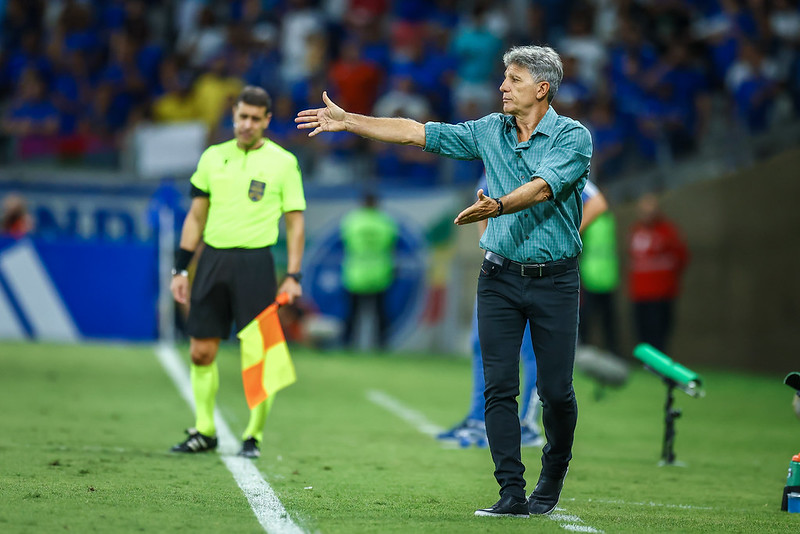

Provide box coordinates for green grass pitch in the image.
[0,340,797,533]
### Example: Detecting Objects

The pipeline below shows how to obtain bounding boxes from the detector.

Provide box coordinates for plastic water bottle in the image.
[781,453,800,511]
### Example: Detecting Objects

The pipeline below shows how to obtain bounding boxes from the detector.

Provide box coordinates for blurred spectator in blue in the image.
[725,39,781,132]
[372,73,437,184]
[51,50,93,136]
[343,8,390,69]
[1,68,59,159]
[554,54,591,121]
[530,0,576,44]
[448,94,488,186]
[585,97,625,184]
[388,23,451,120]
[450,3,504,117]
[267,93,303,147]
[610,46,658,164]
[78,83,131,145]
[608,17,659,87]
[53,0,103,58]
[1,0,45,53]
[648,42,711,152]
[391,0,429,23]
[176,5,226,69]
[693,0,760,87]
[1,29,52,97]
[99,32,149,114]
[421,19,457,120]
[428,0,460,30]
[238,0,281,97]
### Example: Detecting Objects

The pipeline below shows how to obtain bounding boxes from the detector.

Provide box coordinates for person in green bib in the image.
[340,193,398,349]
[578,181,620,356]
[169,86,306,458]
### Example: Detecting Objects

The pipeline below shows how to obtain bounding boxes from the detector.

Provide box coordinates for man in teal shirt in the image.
[297,45,591,518]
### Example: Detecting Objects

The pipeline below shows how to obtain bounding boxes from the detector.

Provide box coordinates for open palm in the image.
[295,91,347,137]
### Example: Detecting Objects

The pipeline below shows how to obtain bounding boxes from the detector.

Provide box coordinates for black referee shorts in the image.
[186,244,277,339]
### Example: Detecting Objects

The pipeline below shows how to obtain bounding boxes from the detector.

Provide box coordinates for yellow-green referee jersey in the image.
[190,138,306,248]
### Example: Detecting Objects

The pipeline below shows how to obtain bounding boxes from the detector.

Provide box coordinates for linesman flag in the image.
[237,293,296,409]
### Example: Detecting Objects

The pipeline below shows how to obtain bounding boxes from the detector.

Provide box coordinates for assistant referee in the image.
[170,86,306,459]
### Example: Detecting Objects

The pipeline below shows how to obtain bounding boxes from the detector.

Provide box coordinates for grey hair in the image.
[502,46,563,103]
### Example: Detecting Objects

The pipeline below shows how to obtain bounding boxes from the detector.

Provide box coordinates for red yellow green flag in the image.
[237,293,296,409]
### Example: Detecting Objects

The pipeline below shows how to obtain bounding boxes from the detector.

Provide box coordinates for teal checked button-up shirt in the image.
[424,106,592,264]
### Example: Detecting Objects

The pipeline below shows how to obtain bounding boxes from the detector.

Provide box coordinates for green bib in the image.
[340,208,398,294]
[579,212,620,292]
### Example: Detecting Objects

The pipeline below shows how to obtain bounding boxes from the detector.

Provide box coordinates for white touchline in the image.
[156,343,305,534]
[566,497,714,510]
[549,508,604,533]
[366,390,445,437]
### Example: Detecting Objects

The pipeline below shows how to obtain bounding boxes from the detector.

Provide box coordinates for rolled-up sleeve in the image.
[534,124,592,199]
[423,121,481,160]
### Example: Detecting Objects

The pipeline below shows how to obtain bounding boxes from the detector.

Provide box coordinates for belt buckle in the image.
[521,263,544,277]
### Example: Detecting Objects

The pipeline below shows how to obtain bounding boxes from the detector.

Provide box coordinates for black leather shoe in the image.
[474,494,529,518]
[528,469,568,515]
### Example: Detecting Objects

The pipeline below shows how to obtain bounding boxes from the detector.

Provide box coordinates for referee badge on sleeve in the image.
[248,180,266,202]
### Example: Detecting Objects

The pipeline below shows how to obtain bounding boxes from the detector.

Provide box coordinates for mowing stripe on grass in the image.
[366,389,444,437]
[155,343,304,534]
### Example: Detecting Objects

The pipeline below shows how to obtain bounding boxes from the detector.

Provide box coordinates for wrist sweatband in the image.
[174,248,194,271]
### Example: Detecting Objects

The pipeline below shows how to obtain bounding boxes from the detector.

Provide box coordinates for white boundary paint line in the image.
[549,507,604,533]
[155,343,305,534]
[564,497,714,510]
[365,390,444,437]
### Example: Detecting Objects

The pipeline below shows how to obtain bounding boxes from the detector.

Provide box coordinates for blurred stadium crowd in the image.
[1,0,799,185]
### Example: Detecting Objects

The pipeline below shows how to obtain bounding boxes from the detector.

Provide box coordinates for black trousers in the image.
[477,256,580,500]
[343,290,389,349]
[579,289,620,356]
[633,299,675,353]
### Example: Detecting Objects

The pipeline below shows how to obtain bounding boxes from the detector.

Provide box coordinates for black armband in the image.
[493,197,504,217]
[190,184,210,198]
[174,248,194,272]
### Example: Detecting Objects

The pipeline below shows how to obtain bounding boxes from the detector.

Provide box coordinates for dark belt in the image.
[484,250,577,278]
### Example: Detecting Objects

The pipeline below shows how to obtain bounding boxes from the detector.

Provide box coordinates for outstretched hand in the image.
[454,189,499,225]
[295,91,347,137]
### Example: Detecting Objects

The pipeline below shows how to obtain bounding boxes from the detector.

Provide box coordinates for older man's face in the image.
[499,63,547,115]
[500,63,550,115]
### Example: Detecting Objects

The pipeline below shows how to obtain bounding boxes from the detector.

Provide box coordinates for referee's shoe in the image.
[238,436,260,459]
[170,428,218,453]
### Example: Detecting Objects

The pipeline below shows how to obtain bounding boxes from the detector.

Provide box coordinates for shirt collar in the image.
[502,105,559,138]
[533,106,558,137]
